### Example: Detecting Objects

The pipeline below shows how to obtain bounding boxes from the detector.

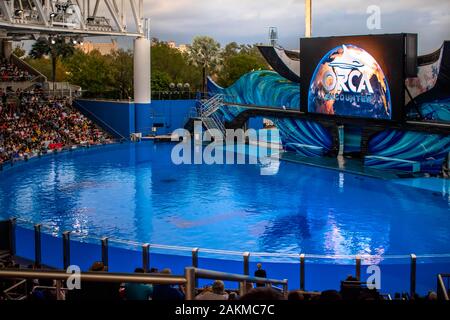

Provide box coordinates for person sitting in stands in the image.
[124,268,153,300]
[151,268,184,301]
[195,280,229,300]
[240,287,285,300]
[254,263,267,287]
[67,261,120,301]
[320,290,342,301]
[288,290,305,301]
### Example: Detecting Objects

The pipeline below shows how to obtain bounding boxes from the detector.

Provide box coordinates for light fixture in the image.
[14,9,23,17]
[49,12,57,18]
[50,38,56,45]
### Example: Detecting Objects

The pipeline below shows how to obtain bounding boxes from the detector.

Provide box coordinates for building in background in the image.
[76,39,118,55]
[167,41,188,53]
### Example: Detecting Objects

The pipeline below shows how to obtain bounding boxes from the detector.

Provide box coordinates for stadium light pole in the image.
[305,0,312,37]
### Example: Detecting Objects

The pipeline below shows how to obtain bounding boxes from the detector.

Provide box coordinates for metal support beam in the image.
[104,0,124,32]
[8,218,16,256]
[0,1,13,22]
[62,231,71,270]
[184,267,196,300]
[300,254,305,291]
[410,254,417,298]
[305,0,312,37]
[0,0,144,37]
[130,0,142,34]
[355,255,361,281]
[32,0,49,26]
[243,252,250,276]
[34,224,42,268]
[101,237,109,270]
[92,0,101,17]
[142,243,150,272]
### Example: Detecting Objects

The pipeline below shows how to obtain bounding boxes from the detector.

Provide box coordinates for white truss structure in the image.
[0,0,145,39]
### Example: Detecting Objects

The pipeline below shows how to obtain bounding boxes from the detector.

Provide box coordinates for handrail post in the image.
[185,267,196,300]
[282,279,288,298]
[34,224,42,268]
[192,248,199,288]
[9,218,16,256]
[101,237,109,271]
[300,254,305,291]
[242,252,251,295]
[142,243,150,272]
[410,254,416,298]
[243,252,250,276]
[355,255,361,281]
[192,248,199,268]
[55,280,63,300]
[62,231,71,270]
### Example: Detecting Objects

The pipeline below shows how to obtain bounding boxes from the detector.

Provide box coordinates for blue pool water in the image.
[0,141,449,261]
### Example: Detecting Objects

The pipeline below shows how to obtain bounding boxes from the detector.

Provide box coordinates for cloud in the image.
[116,0,449,53]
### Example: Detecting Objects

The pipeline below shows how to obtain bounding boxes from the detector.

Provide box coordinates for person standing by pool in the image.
[254,263,267,287]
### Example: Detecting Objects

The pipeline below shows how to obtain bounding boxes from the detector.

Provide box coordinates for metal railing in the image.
[0,267,287,300]
[185,268,288,299]
[437,274,450,300]
[79,91,202,101]
[3,218,449,299]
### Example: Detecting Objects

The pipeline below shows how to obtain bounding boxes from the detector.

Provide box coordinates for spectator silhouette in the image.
[254,263,267,287]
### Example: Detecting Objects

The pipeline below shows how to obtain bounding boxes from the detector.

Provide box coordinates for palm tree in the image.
[187,36,222,93]
[29,37,75,87]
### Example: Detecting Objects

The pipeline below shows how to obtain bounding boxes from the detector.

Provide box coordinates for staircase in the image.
[188,94,226,138]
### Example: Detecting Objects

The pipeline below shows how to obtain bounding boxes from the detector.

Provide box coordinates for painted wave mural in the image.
[207,70,450,172]
[368,130,450,174]
[208,70,299,110]
[407,98,450,122]
[208,71,332,156]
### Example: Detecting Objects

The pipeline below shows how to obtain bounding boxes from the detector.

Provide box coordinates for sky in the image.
[124,0,449,54]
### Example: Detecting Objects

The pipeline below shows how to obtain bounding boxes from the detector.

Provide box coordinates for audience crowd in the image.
[0,87,113,165]
[0,59,34,82]
[0,259,446,302]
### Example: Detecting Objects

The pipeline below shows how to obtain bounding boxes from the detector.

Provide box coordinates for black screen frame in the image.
[300,34,409,122]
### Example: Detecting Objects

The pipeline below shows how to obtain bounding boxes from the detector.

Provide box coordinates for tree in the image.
[151,70,172,92]
[151,41,202,91]
[217,43,269,87]
[187,36,222,92]
[24,57,68,82]
[109,49,133,99]
[29,37,75,86]
[64,49,112,94]
[13,45,26,58]
[218,54,267,87]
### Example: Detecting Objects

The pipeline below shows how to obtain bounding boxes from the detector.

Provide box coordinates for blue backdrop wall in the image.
[74,99,135,139]
[149,100,196,136]
[74,99,196,138]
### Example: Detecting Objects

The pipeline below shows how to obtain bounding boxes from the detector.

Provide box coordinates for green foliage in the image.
[109,49,134,99]
[30,37,75,59]
[64,49,112,94]
[13,45,26,58]
[151,70,172,92]
[23,37,270,96]
[217,43,269,87]
[24,57,68,82]
[188,36,222,91]
[151,42,202,91]
[29,37,75,82]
